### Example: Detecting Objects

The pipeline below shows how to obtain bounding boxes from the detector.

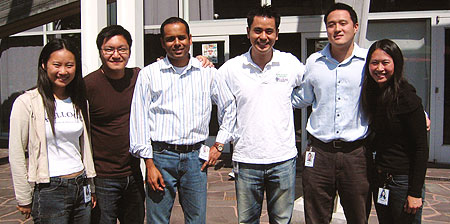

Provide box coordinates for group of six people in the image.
[9,3,428,224]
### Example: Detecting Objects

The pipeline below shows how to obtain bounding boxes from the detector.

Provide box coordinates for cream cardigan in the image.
[8,89,96,206]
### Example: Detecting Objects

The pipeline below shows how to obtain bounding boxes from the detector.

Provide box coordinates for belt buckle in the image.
[173,145,180,151]
[332,140,343,149]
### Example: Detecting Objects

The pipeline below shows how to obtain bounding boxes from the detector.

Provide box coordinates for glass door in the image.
[431,17,450,164]
[300,32,328,152]
[191,36,231,153]
[191,35,229,68]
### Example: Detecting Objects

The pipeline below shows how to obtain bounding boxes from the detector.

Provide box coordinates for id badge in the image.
[198,144,210,161]
[377,188,389,206]
[83,184,91,203]
[304,151,315,167]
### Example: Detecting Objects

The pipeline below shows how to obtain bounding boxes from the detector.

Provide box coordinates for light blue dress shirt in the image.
[129,57,236,159]
[292,43,369,142]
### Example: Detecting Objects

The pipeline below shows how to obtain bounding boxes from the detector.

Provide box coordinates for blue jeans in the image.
[91,174,145,224]
[31,173,91,224]
[373,174,425,224]
[234,157,296,224]
[146,145,207,224]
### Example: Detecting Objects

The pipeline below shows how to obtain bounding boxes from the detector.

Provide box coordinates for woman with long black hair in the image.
[361,39,428,224]
[9,38,96,223]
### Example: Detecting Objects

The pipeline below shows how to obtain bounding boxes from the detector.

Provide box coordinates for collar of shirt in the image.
[160,55,202,75]
[318,43,366,65]
[243,47,281,71]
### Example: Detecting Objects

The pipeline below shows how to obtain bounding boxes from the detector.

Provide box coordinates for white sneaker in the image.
[228,171,235,179]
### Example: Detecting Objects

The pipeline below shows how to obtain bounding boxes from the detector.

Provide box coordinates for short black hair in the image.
[324,3,358,25]
[160,17,190,37]
[247,4,281,29]
[96,25,132,50]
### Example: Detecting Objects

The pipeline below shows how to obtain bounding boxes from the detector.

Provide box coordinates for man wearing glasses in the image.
[85,25,145,224]
[85,25,213,224]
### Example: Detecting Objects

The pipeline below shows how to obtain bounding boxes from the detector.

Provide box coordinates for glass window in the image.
[365,19,431,111]
[0,36,43,135]
[213,0,260,20]
[229,35,251,59]
[108,1,117,26]
[144,0,179,25]
[444,29,450,144]
[189,0,214,21]
[52,13,81,30]
[193,41,225,67]
[306,38,328,57]
[47,33,81,53]
[22,26,44,33]
[144,29,166,66]
[272,0,334,16]
[370,0,450,12]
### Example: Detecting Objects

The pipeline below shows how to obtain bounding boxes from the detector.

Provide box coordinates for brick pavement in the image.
[0,150,449,223]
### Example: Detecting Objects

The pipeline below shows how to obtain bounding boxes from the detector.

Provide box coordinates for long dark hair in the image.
[361,39,407,122]
[37,38,88,134]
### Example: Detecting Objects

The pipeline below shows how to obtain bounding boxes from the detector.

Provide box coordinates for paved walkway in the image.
[0,150,449,223]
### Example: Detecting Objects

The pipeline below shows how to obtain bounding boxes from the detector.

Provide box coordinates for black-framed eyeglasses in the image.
[102,47,129,55]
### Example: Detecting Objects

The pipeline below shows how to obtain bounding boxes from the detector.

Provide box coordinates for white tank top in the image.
[45,97,84,177]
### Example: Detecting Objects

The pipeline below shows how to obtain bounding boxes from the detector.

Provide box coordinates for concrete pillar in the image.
[80,0,107,76]
[116,0,144,68]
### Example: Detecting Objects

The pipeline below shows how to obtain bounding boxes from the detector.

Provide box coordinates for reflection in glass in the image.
[189,0,214,21]
[23,26,43,33]
[52,13,81,30]
[370,0,450,12]
[306,38,328,58]
[213,0,260,20]
[144,0,178,25]
[0,36,43,135]
[47,34,81,54]
[144,30,166,66]
[365,19,430,113]
[272,0,334,16]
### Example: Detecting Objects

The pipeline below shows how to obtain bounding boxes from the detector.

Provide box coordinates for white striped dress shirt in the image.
[129,57,236,159]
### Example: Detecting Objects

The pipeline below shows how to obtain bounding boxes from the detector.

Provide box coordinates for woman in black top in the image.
[361,39,428,224]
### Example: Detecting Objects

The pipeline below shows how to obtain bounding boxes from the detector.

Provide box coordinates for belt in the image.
[36,172,87,188]
[152,141,204,153]
[310,136,365,153]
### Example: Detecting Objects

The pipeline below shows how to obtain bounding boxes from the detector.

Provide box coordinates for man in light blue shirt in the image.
[292,3,371,224]
[129,17,236,224]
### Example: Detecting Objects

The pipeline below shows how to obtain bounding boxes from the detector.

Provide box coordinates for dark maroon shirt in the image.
[84,67,141,178]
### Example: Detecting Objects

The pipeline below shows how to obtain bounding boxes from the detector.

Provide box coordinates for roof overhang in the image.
[0,0,80,38]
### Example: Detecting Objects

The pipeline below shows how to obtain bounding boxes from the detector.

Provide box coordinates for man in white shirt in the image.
[129,17,236,224]
[219,5,305,223]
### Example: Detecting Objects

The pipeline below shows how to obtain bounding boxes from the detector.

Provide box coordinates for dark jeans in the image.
[91,174,145,224]
[31,173,91,224]
[302,144,371,224]
[373,174,424,224]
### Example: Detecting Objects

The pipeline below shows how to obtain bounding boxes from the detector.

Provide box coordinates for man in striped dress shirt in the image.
[129,17,236,224]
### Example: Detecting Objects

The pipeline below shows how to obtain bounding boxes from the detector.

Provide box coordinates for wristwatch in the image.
[215,143,224,152]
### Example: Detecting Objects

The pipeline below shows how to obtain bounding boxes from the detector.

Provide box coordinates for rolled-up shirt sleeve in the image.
[292,65,314,108]
[129,69,153,158]
[211,69,236,144]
